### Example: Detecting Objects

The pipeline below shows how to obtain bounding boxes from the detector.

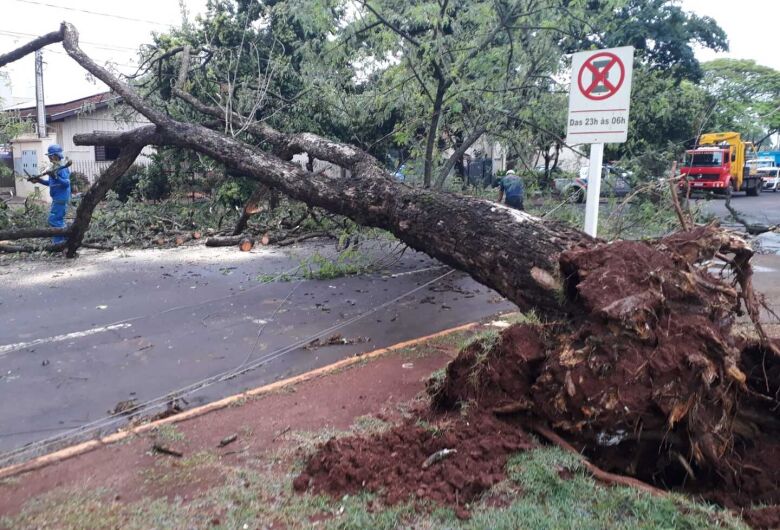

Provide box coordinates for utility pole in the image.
[34,50,46,138]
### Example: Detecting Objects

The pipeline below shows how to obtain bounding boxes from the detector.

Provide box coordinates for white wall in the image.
[11,134,57,202]
[57,106,153,181]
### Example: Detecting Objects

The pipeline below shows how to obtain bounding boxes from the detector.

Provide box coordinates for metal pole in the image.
[583,143,604,237]
[35,50,46,139]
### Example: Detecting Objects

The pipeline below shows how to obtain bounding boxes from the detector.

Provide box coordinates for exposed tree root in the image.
[297,225,780,517]
[531,424,666,497]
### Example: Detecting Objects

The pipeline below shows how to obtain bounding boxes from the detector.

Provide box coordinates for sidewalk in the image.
[0,321,482,520]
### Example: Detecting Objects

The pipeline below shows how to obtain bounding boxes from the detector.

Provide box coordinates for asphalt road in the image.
[695,188,780,229]
[0,241,514,460]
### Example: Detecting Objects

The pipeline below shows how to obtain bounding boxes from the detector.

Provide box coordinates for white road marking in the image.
[0,323,132,356]
[388,265,449,278]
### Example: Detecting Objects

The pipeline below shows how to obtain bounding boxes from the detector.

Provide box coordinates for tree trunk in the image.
[66,143,146,257]
[232,184,268,236]
[434,126,487,189]
[423,80,447,188]
[0,227,69,240]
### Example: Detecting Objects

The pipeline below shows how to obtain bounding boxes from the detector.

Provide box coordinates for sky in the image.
[0,0,778,106]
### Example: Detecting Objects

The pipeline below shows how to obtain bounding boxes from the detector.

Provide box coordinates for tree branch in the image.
[66,143,147,257]
[0,27,63,67]
[434,126,488,189]
[359,1,421,47]
[0,227,69,241]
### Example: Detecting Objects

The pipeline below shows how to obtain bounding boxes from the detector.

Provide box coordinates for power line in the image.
[9,0,173,27]
[0,29,139,53]
[0,38,138,70]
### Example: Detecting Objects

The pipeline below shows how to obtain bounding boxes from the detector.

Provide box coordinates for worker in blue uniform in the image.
[497,169,525,210]
[30,144,71,244]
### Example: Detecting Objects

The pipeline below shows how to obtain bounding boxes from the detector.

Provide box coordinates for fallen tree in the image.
[2,23,779,520]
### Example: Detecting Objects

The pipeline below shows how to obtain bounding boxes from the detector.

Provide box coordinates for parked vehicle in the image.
[758,167,780,192]
[680,132,763,196]
[554,165,632,203]
[755,150,780,166]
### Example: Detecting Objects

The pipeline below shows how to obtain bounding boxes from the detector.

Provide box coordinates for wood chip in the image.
[152,443,183,458]
[422,448,457,469]
[218,434,238,448]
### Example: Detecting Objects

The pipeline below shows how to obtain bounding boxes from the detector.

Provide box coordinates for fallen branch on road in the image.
[724,195,779,235]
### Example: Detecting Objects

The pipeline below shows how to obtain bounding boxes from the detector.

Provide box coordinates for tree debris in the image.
[218,434,238,448]
[305,334,370,350]
[152,443,183,458]
[422,448,457,469]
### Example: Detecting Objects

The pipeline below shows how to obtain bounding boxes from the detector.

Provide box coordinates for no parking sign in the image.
[567,47,634,145]
[566,46,634,237]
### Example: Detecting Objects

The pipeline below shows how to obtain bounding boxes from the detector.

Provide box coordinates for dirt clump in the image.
[295,414,533,506]
[741,506,780,530]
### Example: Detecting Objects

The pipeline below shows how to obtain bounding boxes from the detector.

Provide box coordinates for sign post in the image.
[566,46,634,237]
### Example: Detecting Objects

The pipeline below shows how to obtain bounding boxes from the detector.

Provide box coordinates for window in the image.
[684,151,724,167]
[95,144,121,161]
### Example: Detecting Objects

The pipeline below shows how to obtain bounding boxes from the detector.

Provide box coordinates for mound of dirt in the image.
[294,414,533,506]
[295,226,780,525]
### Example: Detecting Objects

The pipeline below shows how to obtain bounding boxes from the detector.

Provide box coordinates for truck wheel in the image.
[747,179,760,197]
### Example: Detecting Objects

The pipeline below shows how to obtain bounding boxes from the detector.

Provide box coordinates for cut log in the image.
[0,227,70,241]
[0,242,65,253]
[205,236,243,247]
[232,184,268,236]
[239,238,254,252]
[175,233,193,246]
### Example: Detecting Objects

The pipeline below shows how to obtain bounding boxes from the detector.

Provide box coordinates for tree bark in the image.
[205,236,244,247]
[66,142,146,257]
[423,80,447,188]
[0,227,69,240]
[232,184,268,236]
[434,126,487,189]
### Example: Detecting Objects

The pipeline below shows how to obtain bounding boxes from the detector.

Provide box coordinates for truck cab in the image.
[681,147,732,193]
[680,132,762,196]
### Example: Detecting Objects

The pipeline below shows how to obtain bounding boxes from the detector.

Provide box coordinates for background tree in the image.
[701,59,780,147]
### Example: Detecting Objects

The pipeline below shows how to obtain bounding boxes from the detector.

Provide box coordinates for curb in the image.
[0,321,480,480]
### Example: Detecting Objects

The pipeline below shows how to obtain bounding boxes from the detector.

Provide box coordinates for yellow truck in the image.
[680,132,763,196]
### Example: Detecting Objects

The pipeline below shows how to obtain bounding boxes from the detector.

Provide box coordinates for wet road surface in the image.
[0,241,514,460]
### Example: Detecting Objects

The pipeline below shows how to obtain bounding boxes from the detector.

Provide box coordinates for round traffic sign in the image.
[577,52,625,101]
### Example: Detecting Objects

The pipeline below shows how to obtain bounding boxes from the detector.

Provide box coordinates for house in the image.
[7,91,152,200]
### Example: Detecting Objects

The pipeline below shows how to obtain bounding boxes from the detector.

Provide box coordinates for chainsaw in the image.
[24,159,72,182]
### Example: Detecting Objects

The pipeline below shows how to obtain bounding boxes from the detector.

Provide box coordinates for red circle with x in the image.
[577,52,625,101]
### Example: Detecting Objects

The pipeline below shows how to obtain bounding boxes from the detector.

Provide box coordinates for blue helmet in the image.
[47,144,64,158]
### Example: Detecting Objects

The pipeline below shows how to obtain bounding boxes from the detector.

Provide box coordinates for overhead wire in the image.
[8,0,173,27]
[0,29,139,53]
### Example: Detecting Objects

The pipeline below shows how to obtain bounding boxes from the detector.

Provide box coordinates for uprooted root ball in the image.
[295,226,780,518]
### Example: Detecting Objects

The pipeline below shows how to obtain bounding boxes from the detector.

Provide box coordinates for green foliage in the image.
[68,172,90,194]
[86,194,237,245]
[215,178,254,209]
[301,247,370,280]
[702,59,780,143]
[612,67,713,162]
[576,0,727,83]
[109,165,143,202]
[0,190,48,231]
[137,163,173,202]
